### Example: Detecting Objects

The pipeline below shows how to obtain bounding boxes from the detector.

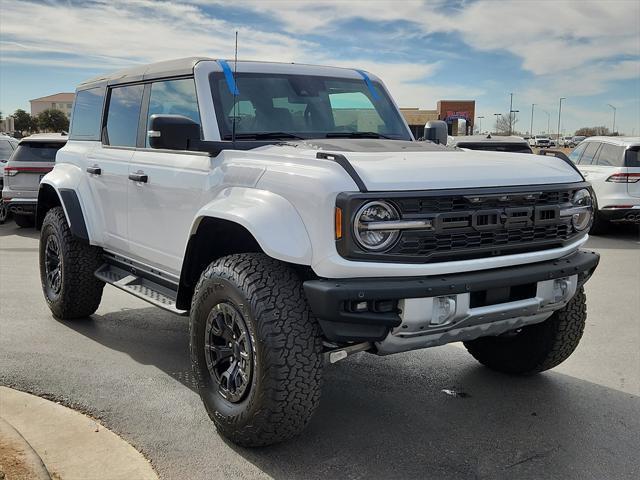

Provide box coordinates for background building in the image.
[30,93,75,118]
[401,100,476,138]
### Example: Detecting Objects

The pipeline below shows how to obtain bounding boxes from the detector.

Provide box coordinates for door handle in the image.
[86,166,101,175]
[129,172,148,183]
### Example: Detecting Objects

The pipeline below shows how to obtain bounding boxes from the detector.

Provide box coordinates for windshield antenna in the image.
[232,30,238,148]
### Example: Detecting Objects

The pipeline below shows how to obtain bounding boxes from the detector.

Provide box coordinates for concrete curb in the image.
[0,416,52,480]
[0,387,158,480]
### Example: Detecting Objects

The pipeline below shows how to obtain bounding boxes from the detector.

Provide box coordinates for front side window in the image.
[568,143,587,163]
[579,142,601,165]
[594,143,625,167]
[210,72,411,141]
[146,78,201,147]
[105,84,144,147]
[69,87,105,140]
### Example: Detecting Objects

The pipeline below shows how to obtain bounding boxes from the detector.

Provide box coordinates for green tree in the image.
[13,109,36,134]
[37,108,69,133]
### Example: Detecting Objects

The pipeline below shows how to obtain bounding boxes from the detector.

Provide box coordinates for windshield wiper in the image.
[325,131,394,139]
[223,132,305,140]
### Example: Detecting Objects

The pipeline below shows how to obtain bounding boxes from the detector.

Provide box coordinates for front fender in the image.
[192,187,312,265]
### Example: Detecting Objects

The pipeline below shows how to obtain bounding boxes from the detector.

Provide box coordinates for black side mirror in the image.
[148,114,200,150]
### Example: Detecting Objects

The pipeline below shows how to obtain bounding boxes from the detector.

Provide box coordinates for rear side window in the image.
[568,143,587,163]
[578,142,600,165]
[11,142,64,162]
[595,143,625,167]
[69,88,105,140]
[105,85,144,147]
[146,78,200,147]
[626,147,640,167]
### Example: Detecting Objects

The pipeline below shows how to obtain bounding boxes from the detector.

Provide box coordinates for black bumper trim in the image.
[304,249,600,341]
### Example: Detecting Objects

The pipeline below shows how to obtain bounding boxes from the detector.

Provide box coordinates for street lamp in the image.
[494,113,501,133]
[508,93,519,135]
[530,104,535,136]
[543,110,550,134]
[476,116,484,133]
[607,104,616,134]
[557,97,566,143]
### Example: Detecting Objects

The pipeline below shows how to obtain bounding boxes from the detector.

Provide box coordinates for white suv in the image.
[36,57,599,447]
[529,135,551,148]
[568,136,640,232]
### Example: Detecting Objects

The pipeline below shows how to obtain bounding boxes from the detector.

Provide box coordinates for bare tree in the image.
[494,113,518,135]
[575,126,611,137]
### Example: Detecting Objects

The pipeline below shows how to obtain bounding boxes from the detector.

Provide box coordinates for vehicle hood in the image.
[270,139,582,191]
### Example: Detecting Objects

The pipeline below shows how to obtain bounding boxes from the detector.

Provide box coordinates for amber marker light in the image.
[335,207,343,239]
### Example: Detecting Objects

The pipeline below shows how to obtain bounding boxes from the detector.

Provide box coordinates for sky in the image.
[1,0,639,136]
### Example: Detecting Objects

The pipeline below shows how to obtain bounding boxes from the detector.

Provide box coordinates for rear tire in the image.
[39,207,104,319]
[13,214,34,228]
[190,253,323,447]
[464,288,587,375]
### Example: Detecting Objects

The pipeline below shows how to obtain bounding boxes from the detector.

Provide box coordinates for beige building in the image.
[30,93,75,118]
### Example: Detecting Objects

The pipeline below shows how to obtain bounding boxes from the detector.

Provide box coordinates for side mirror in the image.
[148,114,200,150]
[423,120,448,145]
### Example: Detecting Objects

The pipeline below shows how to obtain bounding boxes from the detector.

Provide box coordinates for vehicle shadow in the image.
[0,221,39,239]
[585,223,639,249]
[57,307,640,480]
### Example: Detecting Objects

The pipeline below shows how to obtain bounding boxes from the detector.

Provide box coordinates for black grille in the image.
[336,184,588,264]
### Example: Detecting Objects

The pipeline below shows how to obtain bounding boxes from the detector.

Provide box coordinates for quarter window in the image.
[594,143,625,167]
[69,87,105,140]
[146,78,200,147]
[105,85,144,147]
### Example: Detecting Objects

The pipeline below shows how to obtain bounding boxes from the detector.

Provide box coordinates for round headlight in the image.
[354,201,400,251]
[572,189,593,231]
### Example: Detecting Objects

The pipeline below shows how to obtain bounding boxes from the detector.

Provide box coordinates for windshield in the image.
[11,142,64,162]
[210,72,411,141]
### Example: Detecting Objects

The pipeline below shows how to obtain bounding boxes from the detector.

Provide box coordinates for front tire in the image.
[464,288,587,375]
[39,207,104,319]
[190,253,323,447]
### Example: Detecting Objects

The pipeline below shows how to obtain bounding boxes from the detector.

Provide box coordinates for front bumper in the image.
[304,249,599,348]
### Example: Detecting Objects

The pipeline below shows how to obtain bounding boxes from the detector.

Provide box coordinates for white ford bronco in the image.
[37,57,599,447]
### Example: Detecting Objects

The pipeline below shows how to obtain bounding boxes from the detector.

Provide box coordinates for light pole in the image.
[557,97,565,143]
[530,103,535,136]
[607,104,616,135]
[476,116,484,133]
[543,110,550,134]
[494,113,501,134]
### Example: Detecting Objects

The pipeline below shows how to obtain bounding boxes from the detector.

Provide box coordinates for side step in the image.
[95,264,188,316]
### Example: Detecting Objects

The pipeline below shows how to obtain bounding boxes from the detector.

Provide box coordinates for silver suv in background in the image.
[2,134,67,227]
[0,135,19,223]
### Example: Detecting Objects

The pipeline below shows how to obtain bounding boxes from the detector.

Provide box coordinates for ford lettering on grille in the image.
[432,206,560,233]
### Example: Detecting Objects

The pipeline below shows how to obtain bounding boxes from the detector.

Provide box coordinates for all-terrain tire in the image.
[39,206,104,319]
[464,287,587,375]
[0,198,9,224]
[190,253,324,447]
[13,214,34,228]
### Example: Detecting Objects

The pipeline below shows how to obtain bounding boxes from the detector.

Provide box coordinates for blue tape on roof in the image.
[356,69,380,100]
[217,59,239,96]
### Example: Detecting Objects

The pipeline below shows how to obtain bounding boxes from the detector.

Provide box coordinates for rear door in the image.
[591,142,627,202]
[87,84,144,254]
[127,77,208,274]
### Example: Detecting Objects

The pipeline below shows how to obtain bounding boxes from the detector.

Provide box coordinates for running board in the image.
[95,264,188,316]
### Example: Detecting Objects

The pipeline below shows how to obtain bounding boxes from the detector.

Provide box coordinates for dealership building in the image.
[400,100,476,138]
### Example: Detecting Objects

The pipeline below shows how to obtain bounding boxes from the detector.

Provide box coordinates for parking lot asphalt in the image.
[1,223,639,480]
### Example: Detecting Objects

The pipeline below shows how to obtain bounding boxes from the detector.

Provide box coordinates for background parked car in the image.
[560,136,574,147]
[571,136,587,147]
[448,134,533,153]
[1,133,66,227]
[568,136,640,233]
[0,135,19,223]
[529,135,551,147]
